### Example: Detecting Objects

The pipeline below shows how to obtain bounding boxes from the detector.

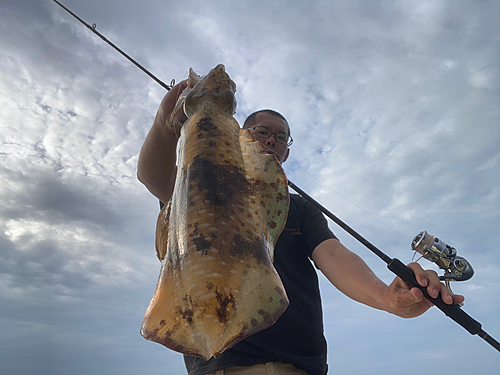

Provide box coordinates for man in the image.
[137,80,464,375]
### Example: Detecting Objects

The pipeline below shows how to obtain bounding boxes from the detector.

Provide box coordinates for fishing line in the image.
[52,0,175,91]
[291,166,408,240]
[52,0,500,353]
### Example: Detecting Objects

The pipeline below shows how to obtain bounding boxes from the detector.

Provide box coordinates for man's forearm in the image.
[312,238,463,318]
[312,239,389,311]
[137,109,178,204]
[137,80,191,203]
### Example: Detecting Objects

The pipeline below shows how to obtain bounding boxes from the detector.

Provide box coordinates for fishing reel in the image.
[411,231,474,301]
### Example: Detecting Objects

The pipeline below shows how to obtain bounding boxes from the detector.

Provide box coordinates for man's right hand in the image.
[158,79,193,138]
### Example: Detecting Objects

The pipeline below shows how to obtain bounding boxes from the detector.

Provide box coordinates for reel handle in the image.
[388,258,482,335]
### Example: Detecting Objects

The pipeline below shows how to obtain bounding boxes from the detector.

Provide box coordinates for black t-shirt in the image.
[184,194,337,375]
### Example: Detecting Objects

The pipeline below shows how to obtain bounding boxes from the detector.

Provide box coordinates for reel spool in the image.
[411,231,474,301]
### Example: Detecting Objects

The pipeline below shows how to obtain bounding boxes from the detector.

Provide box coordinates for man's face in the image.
[249,112,290,163]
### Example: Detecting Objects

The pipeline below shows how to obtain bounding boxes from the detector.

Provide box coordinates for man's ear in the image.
[281,148,290,163]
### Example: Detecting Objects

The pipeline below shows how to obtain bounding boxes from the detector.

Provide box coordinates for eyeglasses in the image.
[250,126,293,147]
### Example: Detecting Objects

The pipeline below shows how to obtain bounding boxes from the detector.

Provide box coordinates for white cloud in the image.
[1,0,499,374]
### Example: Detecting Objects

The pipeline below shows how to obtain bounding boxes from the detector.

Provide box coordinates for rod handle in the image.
[388,258,482,335]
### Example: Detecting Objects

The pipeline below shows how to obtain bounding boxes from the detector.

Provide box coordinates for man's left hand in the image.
[382,262,465,318]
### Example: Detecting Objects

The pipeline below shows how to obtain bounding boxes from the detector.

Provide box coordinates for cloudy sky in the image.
[1,0,499,374]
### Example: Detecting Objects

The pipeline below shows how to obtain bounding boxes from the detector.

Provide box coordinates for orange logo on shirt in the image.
[283,228,302,235]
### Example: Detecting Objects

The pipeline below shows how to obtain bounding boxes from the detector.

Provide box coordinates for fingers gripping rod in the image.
[287,180,500,352]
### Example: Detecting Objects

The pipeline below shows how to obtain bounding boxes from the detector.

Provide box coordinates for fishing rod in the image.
[53,0,499,353]
[52,0,175,91]
[288,180,499,352]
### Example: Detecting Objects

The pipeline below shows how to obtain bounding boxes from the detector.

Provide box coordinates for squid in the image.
[141,64,289,360]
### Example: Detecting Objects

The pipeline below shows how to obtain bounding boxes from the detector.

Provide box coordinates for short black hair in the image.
[243,109,290,136]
